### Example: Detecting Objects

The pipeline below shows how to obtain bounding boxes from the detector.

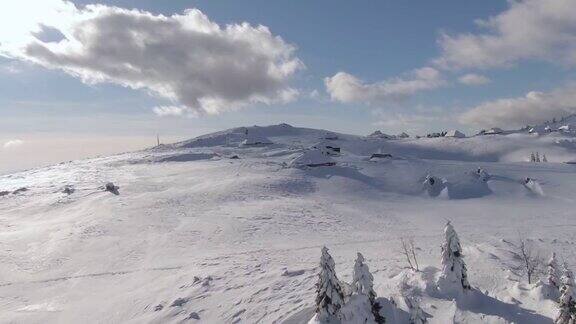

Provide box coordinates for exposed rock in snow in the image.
[445,130,466,138]
[368,131,395,139]
[62,185,75,195]
[156,153,216,162]
[423,175,446,197]
[484,127,503,135]
[289,149,336,168]
[369,153,393,160]
[324,132,339,140]
[474,168,490,182]
[104,182,120,195]
[312,143,341,156]
[397,132,410,138]
[12,187,28,194]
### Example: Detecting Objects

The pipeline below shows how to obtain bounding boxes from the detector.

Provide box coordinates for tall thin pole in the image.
[156,134,160,146]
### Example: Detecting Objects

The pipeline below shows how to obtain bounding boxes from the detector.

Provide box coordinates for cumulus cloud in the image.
[324,67,445,105]
[153,105,198,117]
[459,84,576,128]
[435,0,576,69]
[3,139,24,149]
[0,1,303,115]
[458,73,490,86]
[370,103,459,134]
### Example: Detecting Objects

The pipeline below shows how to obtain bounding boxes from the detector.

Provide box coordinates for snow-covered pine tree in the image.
[530,152,536,162]
[561,264,576,291]
[556,264,576,324]
[348,252,385,324]
[313,247,345,323]
[536,152,541,162]
[543,154,548,162]
[440,221,471,291]
[548,253,561,289]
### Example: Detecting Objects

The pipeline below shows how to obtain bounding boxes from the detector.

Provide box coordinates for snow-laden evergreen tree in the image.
[312,247,345,323]
[543,154,548,162]
[556,264,576,324]
[561,264,576,291]
[346,252,385,324]
[548,253,561,289]
[530,152,536,162]
[439,221,471,291]
[536,152,541,162]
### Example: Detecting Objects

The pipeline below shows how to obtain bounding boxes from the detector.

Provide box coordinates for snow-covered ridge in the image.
[2,123,576,323]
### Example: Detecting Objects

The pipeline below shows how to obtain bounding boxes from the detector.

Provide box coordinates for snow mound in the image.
[156,153,217,162]
[241,132,273,146]
[523,178,545,196]
[175,124,291,148]
[445,173,492,199]
[289,149,336,168]
[526,114,576,135]
[445,130,466,138]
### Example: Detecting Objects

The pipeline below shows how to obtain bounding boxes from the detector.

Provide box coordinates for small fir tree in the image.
[314,247,345,323]
[349,253,385,324]
[556,264,576,324]
[543,154,548,162]
[440,221,471,290]
[548,253,561,289]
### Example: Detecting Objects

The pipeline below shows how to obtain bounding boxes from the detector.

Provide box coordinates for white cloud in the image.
[459,84,576,128]
[3,139,24,149]
[458,73,490,86]
[0,63,22,74]
[0,1,303,115]
[324,67,445,105]
[435,0,576,69]
[153,105,197,117]
[370,103,459,134]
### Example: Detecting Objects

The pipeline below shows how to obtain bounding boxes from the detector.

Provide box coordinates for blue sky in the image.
[1,0,576,173]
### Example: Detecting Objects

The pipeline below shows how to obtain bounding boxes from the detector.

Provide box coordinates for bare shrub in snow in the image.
[517,236,541,284]
[401,237,420,271]
[406,297,427,324]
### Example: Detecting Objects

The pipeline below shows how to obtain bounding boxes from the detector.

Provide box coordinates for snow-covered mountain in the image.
[521,114,576,135]
[2,123,576,323]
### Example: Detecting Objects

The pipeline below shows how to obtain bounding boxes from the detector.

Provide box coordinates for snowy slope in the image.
[1,123,576,323]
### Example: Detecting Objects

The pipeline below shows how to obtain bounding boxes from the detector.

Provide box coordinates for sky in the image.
[1,0,576,173]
